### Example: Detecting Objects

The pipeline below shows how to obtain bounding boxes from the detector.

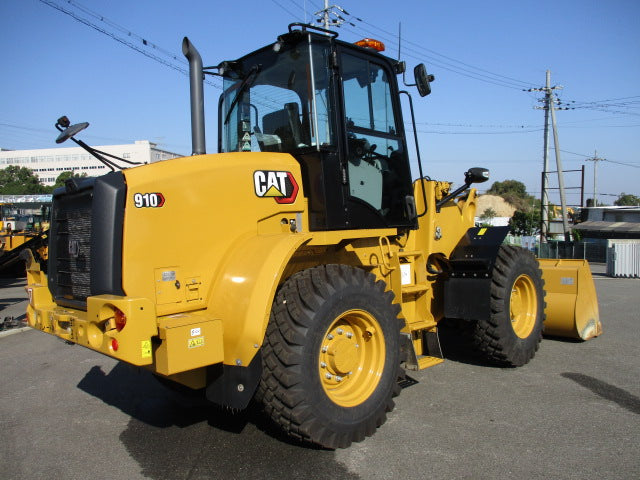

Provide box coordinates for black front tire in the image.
[472,246,545,367]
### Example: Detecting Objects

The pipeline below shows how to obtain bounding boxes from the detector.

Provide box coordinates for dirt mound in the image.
[476,194,516,217]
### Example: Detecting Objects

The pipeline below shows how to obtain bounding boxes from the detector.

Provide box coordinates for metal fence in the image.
[607,241,640,278]
[537,241,607,263]
[0,194,53,203]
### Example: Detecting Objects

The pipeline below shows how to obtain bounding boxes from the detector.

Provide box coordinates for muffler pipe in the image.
[182,37,206,155]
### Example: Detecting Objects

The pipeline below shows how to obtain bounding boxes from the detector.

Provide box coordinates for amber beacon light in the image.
[354,38,385,52]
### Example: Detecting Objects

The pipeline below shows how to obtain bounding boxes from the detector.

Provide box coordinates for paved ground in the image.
[1,266,638,480]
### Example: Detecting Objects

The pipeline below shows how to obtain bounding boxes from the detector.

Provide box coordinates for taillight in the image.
[111,338,119,351]
[114,307,126,332]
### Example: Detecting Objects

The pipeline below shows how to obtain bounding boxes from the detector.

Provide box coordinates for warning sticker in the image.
[188,336,205,349]
[141,340,152,358]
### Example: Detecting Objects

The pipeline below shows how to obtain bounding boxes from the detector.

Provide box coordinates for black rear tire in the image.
[256,264,402,449]
[472,245,545,367]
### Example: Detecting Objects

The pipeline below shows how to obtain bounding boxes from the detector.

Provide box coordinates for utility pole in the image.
[317,0,330,29]
[549,89,571,241]
[313,2,355,29]
[540,71,552,242]
[527,71,569,241]
[585,150,605,206]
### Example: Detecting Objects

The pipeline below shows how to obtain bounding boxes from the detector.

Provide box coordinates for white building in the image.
[0,141,182,186]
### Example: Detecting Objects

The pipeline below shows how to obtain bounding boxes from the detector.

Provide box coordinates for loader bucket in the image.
[538,259,602,340]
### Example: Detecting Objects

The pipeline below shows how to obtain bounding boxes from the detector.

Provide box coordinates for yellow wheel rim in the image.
[318,309,386,407]
[510,274,538,338]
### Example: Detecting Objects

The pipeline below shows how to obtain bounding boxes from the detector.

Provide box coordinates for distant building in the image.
[574,206,640,239]
[0,141,183,186]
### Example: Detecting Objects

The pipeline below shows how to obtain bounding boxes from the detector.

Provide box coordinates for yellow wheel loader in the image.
[25,23,601,449]
[0,202,49,272]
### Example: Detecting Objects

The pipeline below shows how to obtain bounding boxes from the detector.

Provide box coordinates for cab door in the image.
[337,48,416,229]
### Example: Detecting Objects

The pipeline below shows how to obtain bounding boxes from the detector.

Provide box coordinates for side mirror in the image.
[436,167,490,212]
[55,122,89,144]
[414,64,434,97]
[55,116,89,144]
[465,167,490,185]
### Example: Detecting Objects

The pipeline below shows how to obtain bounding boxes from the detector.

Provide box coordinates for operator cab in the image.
[216,24,416,231]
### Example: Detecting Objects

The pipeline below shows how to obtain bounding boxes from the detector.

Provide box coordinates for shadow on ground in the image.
[77,364,360,480]
[437,318,496,367]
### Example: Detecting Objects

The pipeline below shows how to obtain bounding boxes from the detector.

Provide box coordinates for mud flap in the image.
[205,354,262,410]
[538,259,602,340]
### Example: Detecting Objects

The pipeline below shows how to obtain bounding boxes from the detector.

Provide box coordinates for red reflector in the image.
[114,308,126,332]
[111,338,119,351]
[354,38,385,52]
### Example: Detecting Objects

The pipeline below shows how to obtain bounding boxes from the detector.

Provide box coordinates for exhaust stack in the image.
[182,37,206,155]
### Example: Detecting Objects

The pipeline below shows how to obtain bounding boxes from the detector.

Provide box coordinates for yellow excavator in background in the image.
[25,23,600,449]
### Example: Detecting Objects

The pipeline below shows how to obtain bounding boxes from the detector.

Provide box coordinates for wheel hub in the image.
[327,337,358,374]
[318,309,386,407]
[510,274,537,338]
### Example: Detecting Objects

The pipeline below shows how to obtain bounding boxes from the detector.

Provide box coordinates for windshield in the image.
[220,36,333,154]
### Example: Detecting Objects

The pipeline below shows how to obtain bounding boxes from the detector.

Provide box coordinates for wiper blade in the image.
[223,64,261,126]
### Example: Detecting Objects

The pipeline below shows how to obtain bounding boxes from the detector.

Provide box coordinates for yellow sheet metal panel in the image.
[155,316,224,376]
[121,152,305,317]
[154,267,183,305]
[28,294,158,366]
[406,179,478,264]
[539,259,602,340]
[208,233,310,366]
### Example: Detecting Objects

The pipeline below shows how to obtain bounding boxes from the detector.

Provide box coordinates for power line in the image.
[269,1,540,90]
[341,23,530,90]
[38,0,222,90]
[561,149,640,167]
[353,17,536,89]
[416,128,543,135]
[270,0,304,21]
[66,0,185,65]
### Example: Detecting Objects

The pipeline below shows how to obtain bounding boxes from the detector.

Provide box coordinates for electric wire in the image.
[271,0,538,90]
[37,0,640,141]
[37,0,223,90]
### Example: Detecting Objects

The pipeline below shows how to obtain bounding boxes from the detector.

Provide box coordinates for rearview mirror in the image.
[414,64,434,97]
[465,167,490,184]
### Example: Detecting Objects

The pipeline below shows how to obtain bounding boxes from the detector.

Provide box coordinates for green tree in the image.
[486,179,537,212]
[51,171,88,190]
[614,193,640,206]
[487,179,528,198]
[509,209,541,236]
[0,166,48,194]
[479,207,497,226]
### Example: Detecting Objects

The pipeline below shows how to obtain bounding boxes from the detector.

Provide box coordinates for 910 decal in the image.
[133,192,165,208]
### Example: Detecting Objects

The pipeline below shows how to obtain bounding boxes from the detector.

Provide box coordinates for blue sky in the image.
[2,0,639,205]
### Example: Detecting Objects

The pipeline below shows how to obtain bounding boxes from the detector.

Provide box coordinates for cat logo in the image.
[253,170,299,204]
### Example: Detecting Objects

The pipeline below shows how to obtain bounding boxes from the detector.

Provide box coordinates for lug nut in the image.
[320,362,326,368]
[327,333,334,340]
[337,328,343,335]
[325,373,333,380]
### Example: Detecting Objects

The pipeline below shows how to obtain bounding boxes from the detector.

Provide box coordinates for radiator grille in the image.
[51,190,93,303]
